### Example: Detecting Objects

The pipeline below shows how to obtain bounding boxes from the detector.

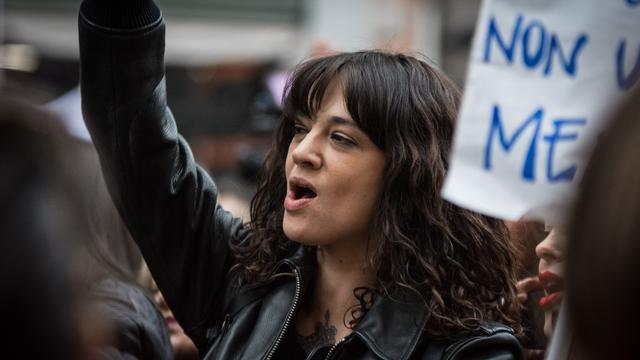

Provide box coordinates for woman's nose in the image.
[291,133,322,169]
[154,290,169,312]
[535,230,564,264]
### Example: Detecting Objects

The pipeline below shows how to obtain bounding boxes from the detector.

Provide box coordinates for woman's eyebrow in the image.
[328,116,357,127]
[293,114,311,123]
[295,114,358,128]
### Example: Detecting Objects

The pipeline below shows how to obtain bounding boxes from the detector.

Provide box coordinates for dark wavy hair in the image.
[232,51,521,339]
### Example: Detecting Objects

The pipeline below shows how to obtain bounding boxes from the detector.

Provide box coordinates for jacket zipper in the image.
[220,314,232,334]
[265,267,302,360]
[324,336,348,360]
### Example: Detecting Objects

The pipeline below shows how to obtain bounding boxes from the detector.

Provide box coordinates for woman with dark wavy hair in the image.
[79,1,522,358]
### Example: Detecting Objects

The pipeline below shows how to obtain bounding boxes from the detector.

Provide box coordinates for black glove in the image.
[80,0,161,30]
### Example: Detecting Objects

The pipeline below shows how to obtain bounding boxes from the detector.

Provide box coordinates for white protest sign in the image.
[442,0,640,222]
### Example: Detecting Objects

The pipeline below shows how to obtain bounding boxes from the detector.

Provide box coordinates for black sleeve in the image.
[80,0,161,30]
[78,0,251,350]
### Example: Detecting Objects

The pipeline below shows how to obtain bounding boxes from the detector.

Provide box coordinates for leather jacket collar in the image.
[353,289,430,359]
[280,245,430,360]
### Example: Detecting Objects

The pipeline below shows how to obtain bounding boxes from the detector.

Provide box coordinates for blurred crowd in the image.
[1,2,640,360]
[0,98,203,359]
[3,76,639,360]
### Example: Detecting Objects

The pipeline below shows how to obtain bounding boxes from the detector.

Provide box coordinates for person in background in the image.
[509,221,546,360]
[527,88,640,359]
[139,265,200,360]
[0,97,173,359]
[0,98,82,360]
[73,143,174,360]
[534,227,566,340]
[516,221,568,358]
[565,87,640,359]
[78,0,524,358]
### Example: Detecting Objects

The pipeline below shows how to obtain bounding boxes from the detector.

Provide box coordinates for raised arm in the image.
[78,0,250,349]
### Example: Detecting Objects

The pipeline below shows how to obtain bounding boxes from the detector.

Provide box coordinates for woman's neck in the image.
[314,243,375,296]
[296,241,377,346]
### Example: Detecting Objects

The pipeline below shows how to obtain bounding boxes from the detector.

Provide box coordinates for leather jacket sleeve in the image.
[78,3,250,350]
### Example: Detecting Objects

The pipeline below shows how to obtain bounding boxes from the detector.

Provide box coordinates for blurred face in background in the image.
[151,283,199,360]
[535,227,566,338]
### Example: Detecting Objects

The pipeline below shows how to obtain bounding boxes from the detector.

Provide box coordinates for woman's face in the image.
[283,82,385,248]
[152,285,199,359]
[535,227,566,338]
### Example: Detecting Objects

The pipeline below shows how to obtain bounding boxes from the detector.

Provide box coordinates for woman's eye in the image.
[293,125,308,135]
[331,133,355,146]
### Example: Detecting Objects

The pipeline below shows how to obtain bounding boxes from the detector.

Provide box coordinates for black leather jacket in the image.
[79,3,523,359]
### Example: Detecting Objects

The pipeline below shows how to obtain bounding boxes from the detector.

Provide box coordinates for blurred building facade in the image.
[0,0,479,177]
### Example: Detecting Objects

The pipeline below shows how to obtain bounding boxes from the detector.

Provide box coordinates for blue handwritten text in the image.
[616,39,640,90]
[484,104,586,182]
[483,14,589,78]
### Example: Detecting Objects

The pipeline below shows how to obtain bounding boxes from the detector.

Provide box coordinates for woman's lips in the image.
[538,271,564,311]
[165,316,177,325]
[165,316,182,333]
[289,176,317,194]
[538,271,562,286]
[284,190,314,211]
[539,291,562,311]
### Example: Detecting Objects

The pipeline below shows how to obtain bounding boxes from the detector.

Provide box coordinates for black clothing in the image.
[281,327,310,359]
[79,0,160,30]
[90,279,174,360]
[78,1,524,358]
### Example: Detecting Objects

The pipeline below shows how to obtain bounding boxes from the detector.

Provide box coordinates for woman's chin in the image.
[282,217,320,246]
[285,234,322,247]
[283,223,313,246]
[543,309,560,339]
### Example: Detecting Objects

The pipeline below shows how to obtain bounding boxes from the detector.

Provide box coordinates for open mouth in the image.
[284,176,317,211]
[291,182,317,200]
[538,271,564,310]
[539,271,563,294]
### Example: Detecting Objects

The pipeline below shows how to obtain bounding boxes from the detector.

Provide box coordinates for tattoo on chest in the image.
[297,310,337,353]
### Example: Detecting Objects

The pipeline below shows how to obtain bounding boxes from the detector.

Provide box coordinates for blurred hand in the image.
[518,276,546,359]
[517,276,542,304]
